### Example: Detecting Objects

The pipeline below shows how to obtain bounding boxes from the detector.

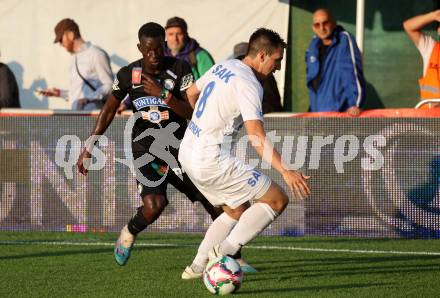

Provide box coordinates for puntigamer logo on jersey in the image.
[132,96,168,110]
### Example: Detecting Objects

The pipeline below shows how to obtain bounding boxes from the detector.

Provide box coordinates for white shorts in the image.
[179,153,271,209]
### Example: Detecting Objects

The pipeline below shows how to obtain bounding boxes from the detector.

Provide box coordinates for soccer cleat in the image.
[114,225,135,266]
[114,239,133,266]
[181,266,203,280]
[236,258,258,273]
[208,244,224,261]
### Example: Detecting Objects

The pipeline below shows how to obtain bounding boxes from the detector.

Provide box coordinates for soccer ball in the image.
[203,256,244,295]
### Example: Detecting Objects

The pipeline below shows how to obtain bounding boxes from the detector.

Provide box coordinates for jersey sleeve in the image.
[111,66,130,101]
[195,64,214,91]
[178,61,195,98]
[235,80,264,122]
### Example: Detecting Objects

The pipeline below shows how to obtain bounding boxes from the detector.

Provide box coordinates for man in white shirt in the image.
[39,18,113,110]
[404,10,440,107]
[179,28,311,279]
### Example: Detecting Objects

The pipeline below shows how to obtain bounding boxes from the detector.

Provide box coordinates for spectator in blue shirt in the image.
[306,9,365,116]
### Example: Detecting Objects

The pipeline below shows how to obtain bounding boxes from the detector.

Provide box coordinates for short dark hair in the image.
[247,28,286,57]
[138,22,165,40]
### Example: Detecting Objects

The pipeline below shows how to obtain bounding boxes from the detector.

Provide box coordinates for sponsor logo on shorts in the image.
[247,170,262,187]
[151,162,168,176]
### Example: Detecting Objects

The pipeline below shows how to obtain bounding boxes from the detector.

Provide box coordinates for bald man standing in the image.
[305,8,365,116]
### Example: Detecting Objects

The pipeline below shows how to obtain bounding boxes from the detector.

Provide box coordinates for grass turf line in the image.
[0,232,439,297]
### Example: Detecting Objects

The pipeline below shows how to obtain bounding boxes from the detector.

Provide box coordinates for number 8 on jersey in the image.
[195,81,216,118]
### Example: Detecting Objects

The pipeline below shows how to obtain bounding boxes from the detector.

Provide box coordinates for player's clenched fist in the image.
[141,73,162,97]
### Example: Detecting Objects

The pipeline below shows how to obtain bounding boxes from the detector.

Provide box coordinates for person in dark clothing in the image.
[0,60,20,108]
[164,16,215,80]
[76,22,221,267]
[306,9,365,115]
[117,17,215,114]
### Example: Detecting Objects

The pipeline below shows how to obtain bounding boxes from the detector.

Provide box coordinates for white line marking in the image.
[1,240,440,256]
[249,245,440,256]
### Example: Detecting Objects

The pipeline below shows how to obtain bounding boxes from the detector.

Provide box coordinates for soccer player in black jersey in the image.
[76,22,221,266]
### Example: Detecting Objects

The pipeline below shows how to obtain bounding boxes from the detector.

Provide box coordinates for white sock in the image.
[191,213,237,271]
[120,224,135,247]
[220,203,278,256]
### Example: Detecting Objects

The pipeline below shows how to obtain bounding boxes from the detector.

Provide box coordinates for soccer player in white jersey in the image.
[178,28,311,279]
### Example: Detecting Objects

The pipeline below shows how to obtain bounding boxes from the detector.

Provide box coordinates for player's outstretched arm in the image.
[77,94,120,176]
[244,119,311,199]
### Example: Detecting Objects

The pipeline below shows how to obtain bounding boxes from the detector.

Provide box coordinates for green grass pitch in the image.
[1,232,439,297]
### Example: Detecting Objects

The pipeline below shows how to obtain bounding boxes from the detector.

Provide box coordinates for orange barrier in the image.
[292,108,440,118]
[0,109,131,117]
[1,108,440,118]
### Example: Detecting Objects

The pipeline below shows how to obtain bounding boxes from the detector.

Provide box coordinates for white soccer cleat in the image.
[181,266,203,280]
[208,244,224,261]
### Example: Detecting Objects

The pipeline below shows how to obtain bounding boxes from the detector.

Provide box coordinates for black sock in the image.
[230,248,242,259]
[127,206,149,235]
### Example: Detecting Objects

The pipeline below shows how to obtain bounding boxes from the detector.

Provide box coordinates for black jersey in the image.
[112,57,194,154]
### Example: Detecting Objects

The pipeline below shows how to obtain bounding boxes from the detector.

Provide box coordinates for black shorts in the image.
[133,151,204,202]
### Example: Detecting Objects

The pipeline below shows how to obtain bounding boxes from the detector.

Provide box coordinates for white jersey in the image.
[180,59,264,166]
[179,59,271,208]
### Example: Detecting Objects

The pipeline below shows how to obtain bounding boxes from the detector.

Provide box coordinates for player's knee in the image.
[258,183,289,214]
[276,191,289,213]
[142,194,168,223]
[268,192,288,214]
[143,194,168,210]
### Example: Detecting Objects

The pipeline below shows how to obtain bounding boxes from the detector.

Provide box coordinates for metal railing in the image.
[415,99,440,109]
